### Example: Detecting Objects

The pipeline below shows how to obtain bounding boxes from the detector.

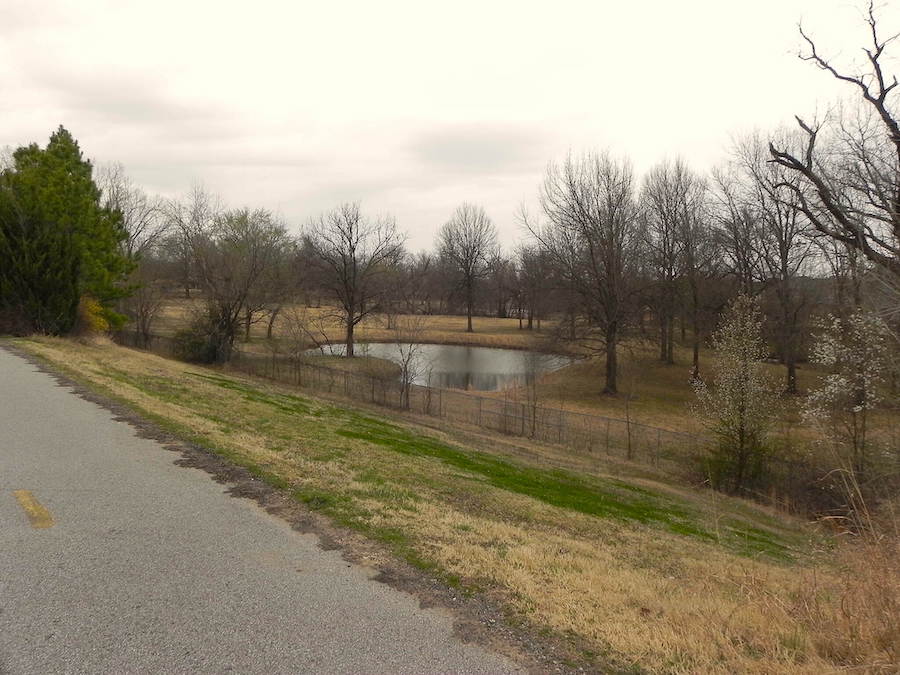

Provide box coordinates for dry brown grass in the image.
[155,298,548,350]
[786,535,899,671]
[498,341,824,434]
[15,337,894,673]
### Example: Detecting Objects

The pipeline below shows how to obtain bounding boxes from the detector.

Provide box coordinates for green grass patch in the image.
[336,413,795,561]
[188,372,314,415]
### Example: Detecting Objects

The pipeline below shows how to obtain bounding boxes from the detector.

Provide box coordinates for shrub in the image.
[74,296,110,335]
[693,295,777,495]
[173,309,236,364]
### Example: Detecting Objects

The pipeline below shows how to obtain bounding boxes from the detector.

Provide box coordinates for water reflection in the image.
[307,342,572,392]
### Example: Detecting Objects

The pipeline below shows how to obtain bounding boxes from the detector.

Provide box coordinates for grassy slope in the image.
[18,337,842,674]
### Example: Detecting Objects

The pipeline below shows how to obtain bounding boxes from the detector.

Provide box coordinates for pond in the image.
[308,342,573,391]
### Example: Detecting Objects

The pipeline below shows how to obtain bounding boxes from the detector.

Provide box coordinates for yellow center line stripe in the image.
[13,490,54,529]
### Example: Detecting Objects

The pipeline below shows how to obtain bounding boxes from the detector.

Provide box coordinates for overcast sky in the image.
[2,0,898,251]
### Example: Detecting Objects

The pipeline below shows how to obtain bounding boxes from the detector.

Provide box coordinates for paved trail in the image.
[0,347,521,674]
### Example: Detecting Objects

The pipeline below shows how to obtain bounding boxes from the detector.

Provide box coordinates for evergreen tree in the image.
[0,185,81,334]
[0,126,132,333]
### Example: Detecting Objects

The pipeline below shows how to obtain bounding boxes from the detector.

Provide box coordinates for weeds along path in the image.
[14,337,843,674]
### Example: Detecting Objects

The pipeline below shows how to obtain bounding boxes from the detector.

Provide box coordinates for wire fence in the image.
[114,330,704,474]
[112,330,900,516]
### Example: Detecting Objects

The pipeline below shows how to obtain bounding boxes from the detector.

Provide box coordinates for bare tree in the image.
[390,313,428,409]
[769,2,900,282]
[677,174,716,382]
[710,167,762,295]
[157,230,195,298]
[527,151,641,395]
[641,158,704,365]
[732,132,816,393]
[515,243,549,331]
[121,248,170,347]
[380,252,422,330]
[487,252,516,319]
[521,351,545,437]
[306,202,404,357]
[278,304,335,359]
[95,163,172,337]
[241,233,295,342]
[169,187,289,362]
[818,235,866,315]
[437,203,498,332]
[407,251,438,314]
[96,162,167,259]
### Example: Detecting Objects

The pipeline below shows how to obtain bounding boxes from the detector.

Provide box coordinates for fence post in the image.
[656,429,661,466]
[626,417,633,460]
[122,331,711,475]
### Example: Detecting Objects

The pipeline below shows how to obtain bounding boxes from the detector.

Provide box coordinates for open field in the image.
[494,341,824,434]
[152,299,900,470]
[155,299,551,351]
[16,336,899,673]
[154,298,828,434]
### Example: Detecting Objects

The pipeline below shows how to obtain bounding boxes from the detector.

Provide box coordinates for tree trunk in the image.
[604,323,618,395]
[689,278,701,381]
[345,321,355,358]
[785,360,797,395]
[659,313,668,362]
[466,282,474,333]
[266,306,281,340]
[666,316,675,364]
[692,338,700,382]
[345,307,355,357]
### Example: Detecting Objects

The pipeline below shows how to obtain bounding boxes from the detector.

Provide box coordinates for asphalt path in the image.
[0,346,521,674]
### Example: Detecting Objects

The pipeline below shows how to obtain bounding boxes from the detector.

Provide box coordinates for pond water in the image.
[309,342,572,391]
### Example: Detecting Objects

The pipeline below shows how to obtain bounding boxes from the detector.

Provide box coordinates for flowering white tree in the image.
[804,311,892,480]
[694,294,777,494]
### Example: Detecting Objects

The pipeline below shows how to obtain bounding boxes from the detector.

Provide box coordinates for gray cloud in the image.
[28,65,215,128]
[409,124,549,175]
[2,0,884,256]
